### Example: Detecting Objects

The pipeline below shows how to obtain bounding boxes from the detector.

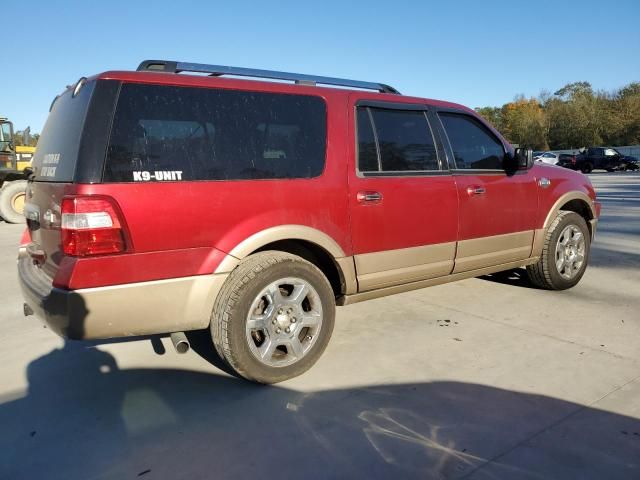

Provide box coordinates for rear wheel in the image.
[580,163,593,174]
[0,180,27,224]
[526,211,590,290]
[211,251,335,383]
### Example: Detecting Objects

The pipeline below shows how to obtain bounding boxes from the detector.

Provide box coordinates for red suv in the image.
[19,60,601,383]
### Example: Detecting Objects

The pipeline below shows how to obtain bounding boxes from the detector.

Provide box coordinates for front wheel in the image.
[526,211,590,290]
[211,251,335,383]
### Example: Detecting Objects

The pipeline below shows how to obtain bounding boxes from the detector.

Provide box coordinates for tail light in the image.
[61,196,129,256]
[571,156,577,165]
[19,228,31,246]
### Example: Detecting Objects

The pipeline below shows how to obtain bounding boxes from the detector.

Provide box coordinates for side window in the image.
[356,108,379,172]
[356,106,439,173]
[0,122,12,153]
[439,113,505,170]
[604,148,617,156]
[589,148,603,156]
[104,84,326,182]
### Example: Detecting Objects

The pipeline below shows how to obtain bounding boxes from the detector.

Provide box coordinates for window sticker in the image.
[132,171,183,182]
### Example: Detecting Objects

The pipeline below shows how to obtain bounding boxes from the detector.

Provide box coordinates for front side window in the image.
[104,84,326,182]
[439,113,505,170]
[356,106,439,173]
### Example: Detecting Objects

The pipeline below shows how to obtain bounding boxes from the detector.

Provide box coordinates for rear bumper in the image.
[18,254,228,340]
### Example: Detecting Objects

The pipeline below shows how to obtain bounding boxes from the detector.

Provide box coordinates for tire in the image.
[526,211,590,290]
[211,251,335,383]
[580,163,593,174]
[0,180,27,224]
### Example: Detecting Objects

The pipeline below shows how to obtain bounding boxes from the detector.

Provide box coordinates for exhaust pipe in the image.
[170,332,190,354]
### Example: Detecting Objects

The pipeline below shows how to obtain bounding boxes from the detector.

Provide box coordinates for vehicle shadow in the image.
[477,267,537,289]
[0,342,638,480]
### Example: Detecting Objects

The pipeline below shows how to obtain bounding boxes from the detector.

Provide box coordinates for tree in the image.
[475,107,504,132]
[477,80,640,149]
[497,96,548,149]
[13,129,39,147]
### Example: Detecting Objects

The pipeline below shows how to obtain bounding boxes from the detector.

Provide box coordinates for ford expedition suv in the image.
[19,60,601,383]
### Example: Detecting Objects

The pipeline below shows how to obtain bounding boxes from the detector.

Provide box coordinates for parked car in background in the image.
[557,153,578,170]
[535,151,560,165]
[562,147,629,173]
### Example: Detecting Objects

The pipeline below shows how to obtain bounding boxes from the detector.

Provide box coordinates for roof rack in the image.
[136,60,401,95]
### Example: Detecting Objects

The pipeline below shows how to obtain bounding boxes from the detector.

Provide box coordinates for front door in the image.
[348,99,458,292]
[435,111,538,273]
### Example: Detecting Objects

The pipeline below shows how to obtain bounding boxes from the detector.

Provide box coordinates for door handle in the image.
[466,186,486,196]
[357,191,383,204]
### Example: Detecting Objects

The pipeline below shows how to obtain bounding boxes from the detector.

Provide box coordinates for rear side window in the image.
[104,84,326,182]
[31,80,96,182]
[357,106,439,174]
[356,108,379,172]
[439,113,505,170]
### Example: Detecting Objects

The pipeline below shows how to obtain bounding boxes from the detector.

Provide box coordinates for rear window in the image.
[31,80,96,182]
[104,84,327,182]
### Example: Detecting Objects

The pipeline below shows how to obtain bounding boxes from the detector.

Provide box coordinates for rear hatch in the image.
[24,78,118,284]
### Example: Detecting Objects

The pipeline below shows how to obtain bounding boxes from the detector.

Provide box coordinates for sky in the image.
[3,0,640,133]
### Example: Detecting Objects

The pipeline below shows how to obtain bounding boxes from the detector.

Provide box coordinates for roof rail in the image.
[136,60,401,95]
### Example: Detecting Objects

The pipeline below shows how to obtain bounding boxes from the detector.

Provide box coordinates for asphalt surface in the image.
[0,172,638,479]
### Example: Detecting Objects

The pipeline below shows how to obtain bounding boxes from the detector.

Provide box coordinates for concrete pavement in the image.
[0,173,638,479]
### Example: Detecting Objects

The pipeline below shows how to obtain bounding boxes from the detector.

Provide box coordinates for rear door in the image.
[435,111,537,273]
[348,99,458,292]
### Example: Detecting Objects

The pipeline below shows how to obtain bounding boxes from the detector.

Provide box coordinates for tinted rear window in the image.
[104,84,327,182]
[31,80,96,182]
[357,106,440,174]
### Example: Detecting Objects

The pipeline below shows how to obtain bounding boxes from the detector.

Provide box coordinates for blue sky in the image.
[3,0,639,133]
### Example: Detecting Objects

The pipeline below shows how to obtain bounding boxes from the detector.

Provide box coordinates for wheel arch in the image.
[214,225,357,298]
[543,192,596,237]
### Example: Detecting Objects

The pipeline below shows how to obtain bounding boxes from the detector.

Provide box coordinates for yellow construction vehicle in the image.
[0,117,35,223]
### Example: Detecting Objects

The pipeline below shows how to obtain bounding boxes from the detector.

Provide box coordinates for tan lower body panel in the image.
[531,228,547,258]
[453,231,534,273]
[73,274,227,338]
[335,257,358,295]
[339,256,539,306]
[354,242,455,291]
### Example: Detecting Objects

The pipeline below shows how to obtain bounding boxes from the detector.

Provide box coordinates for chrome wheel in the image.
[555,224,586,280]
[245,277,323,368]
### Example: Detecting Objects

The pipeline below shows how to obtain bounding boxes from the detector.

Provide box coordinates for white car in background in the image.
[535,151,560,165]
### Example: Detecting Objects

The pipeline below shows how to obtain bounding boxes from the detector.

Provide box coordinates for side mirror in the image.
[514,147,534,170]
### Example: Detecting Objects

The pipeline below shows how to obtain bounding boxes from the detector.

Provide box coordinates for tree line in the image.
[476,81,640,150]
[13,130,39,147]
